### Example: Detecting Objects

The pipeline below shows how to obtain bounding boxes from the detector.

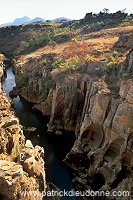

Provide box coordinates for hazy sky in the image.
[0,0,133,24]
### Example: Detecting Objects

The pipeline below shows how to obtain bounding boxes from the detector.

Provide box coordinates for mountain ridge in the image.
[0,16,71,27]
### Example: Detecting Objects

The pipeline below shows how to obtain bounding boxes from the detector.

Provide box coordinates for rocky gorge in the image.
[10,33,133,199]
[0,55,47,199]
[0,13,133,199]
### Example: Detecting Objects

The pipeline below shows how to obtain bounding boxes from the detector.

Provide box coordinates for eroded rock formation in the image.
[0,56,46,199]
[64,50,133,198]
[12,34,133,199]
[114,33,133,50]
[13,53,55,115]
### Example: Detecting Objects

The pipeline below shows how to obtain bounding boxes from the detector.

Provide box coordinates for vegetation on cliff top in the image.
[0,10,133,58]
[0,10,133,100]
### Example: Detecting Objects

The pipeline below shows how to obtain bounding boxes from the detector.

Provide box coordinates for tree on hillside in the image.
[102,8,109,13]
[121,8,127,13]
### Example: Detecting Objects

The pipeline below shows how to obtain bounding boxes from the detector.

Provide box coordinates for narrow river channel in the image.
[2,67,79,200]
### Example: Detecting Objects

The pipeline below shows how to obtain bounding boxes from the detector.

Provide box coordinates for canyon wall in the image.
[64,50,133,197]
[13,53,56,115]
[0,55,46,200]
[13,35,133,198]
[49,49,133,197]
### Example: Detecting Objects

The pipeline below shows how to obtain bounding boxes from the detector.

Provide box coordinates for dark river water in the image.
[2,67,79,200]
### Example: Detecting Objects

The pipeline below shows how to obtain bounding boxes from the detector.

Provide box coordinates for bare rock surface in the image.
[64,49,133,197]
[0,56,46,200]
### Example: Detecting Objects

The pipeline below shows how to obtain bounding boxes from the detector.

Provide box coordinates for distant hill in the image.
[52,17,71,21]
[29,17,46,23]
[0,22,12,27]
[12,16,31,25]
[0,16,31,27]
[0,16,71,27]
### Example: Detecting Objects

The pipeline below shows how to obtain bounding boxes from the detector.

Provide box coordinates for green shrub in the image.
[48,40,57,48]
[16,30,54,55]
[119,70,130,80]
[41,89,48,100]
[84,54,94,61]
[60,56,80,69]
[41,72,56,100]
[121,72,130,80]
[16,71,27,86]
[106,51,118,63]
[18,142,25,151]
[52,60,60,68]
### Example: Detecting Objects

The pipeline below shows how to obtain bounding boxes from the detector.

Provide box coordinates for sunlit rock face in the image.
[64,50,133,196]
[0,160,44,200]
[11,33,133,198]
[0,56,46,200]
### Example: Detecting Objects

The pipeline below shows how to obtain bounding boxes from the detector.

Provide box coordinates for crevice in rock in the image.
[91,173,105,190]
[0,194,9,200]
[111,166,127,189]
[104,98,112,121]
[6,137,14,155]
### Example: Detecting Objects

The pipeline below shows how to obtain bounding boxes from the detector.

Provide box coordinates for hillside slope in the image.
[0,10,133,57]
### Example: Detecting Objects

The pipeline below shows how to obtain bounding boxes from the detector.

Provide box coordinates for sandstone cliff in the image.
[0,56,46,200]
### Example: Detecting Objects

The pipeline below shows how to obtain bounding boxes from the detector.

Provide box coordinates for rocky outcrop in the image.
[11,53,56,116]
[47,73,87,132]
[14,53,55,103]
[12,34,133,199]
[63,50,133,198]
[114,33,133,50]
[0,92,25,160]
[45,49,133,197]
[118,48,133,79]
[18,140,46,191]
[0,56,46,199]
[0,155,44,200]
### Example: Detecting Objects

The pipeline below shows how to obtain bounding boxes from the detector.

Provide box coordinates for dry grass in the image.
[86,37,118,50]
[79,26,133,40]
[17,25,133,65]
